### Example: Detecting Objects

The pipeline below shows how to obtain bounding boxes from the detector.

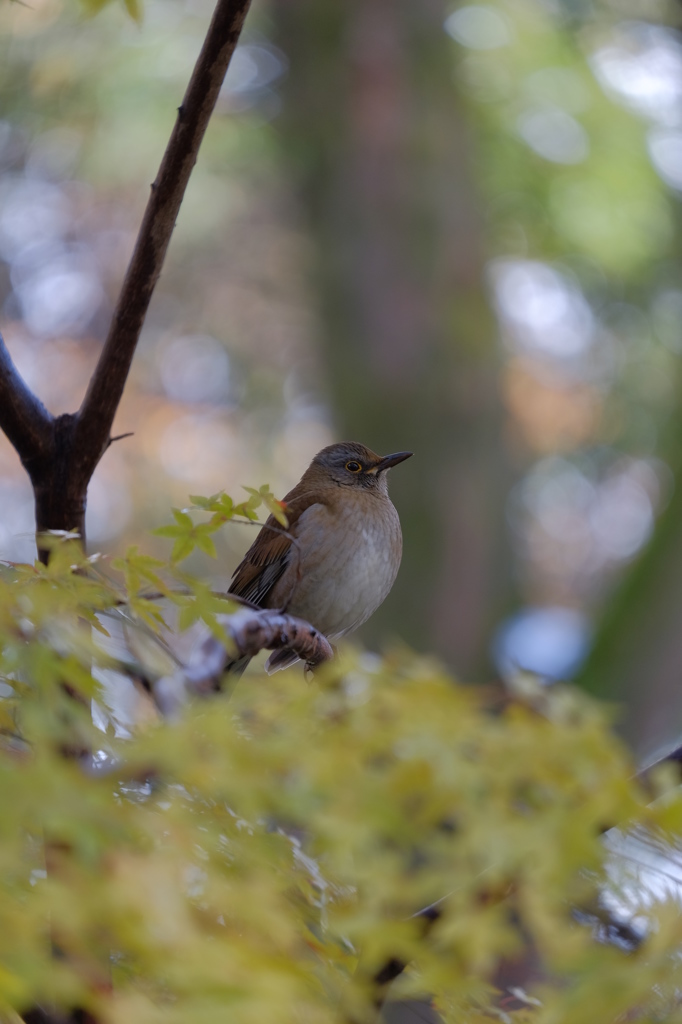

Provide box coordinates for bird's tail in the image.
[264,649,300,674]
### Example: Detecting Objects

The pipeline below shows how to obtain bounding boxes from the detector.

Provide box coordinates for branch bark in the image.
[0,0,253,556]
[152,609,334,716]
[0,333,53,467]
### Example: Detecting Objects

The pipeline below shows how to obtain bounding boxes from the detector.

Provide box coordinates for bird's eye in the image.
[345,460,362,473]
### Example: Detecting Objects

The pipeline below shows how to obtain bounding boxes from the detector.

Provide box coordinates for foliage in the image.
[0,500,679,1022]
[465,0,671,280]
[153,485,288,564]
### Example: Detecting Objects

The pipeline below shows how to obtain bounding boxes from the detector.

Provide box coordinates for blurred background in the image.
[1,0,682,757]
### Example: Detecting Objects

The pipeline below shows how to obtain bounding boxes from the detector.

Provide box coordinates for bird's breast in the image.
[280,493,403,640]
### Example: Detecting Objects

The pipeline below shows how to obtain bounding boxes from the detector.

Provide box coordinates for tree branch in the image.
[152,609,334,716]
[0,332,53,467]
[74,0,253,484]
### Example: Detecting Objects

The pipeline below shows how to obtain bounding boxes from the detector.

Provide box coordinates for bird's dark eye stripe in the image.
[345,460,362,473]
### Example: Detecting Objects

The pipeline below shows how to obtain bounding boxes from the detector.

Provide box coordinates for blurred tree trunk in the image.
[272,0,510,677]
[577,442,682,761]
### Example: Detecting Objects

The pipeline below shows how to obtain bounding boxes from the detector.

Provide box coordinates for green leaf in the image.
[123,0,142,22]
[188,493,218,511]
[261,494,289,529]
[176,605,196,634]
[153,524,186,539]
[172,508,194,529]
[194,529,217,559]
[170,535,196,564]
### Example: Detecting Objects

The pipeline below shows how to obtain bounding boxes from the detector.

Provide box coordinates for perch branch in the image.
[0,332,53,467]
[152,609,334,716]
[211,607,333,671]
[74,0,253,483]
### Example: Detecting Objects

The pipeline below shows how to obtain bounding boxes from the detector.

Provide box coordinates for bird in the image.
[228,441,412,673]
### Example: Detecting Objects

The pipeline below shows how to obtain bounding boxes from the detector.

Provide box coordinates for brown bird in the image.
[229,441,412,672]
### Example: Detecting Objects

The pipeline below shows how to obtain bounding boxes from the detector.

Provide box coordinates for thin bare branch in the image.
[74,0,253,483]
[0,332,53,467]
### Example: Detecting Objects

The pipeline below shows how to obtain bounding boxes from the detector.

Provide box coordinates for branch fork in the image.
[0,0,253,554]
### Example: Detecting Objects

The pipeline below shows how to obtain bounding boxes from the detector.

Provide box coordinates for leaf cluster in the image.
[153,486,288,564]
[0,504,681,1022]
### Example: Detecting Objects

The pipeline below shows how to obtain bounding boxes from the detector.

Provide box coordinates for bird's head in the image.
[308,442,413,493]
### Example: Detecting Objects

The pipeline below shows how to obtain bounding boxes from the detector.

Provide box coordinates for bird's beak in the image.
[373,451,413,473]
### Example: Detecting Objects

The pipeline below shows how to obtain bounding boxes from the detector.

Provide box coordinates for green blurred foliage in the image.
[0,504,682,1021]
[466,0,673,280]
[451,0,682,477]
[2,0,682,1008]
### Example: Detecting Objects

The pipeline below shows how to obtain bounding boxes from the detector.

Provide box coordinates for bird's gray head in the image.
[310,442,413,492]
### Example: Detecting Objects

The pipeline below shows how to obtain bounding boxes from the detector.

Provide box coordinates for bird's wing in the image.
[228,524,292,606]
[228,487,328,609]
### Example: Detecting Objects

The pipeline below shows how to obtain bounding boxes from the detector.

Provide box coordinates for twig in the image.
[106,432,135,450]
[73,0,253,485]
